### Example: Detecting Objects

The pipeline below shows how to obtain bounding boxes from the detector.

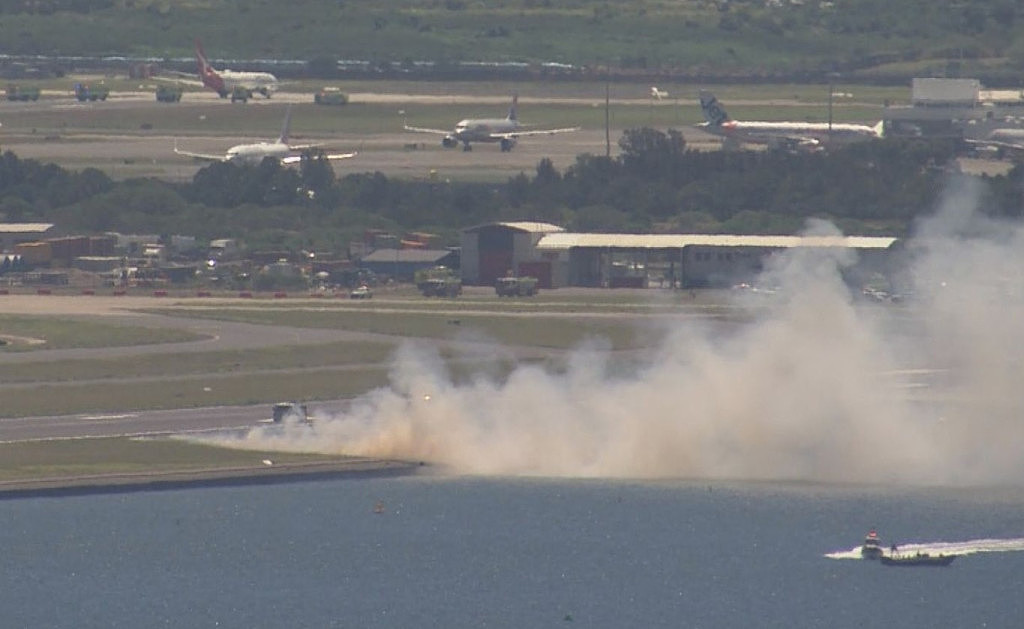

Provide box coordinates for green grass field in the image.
[0,314,207,352]
[0,290,751,417]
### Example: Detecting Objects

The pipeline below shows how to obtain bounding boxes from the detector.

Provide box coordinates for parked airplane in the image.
[651,86,669,100]
[173,105,356,165]
[964,126,1024,157]
[195,39,278,101]
[403,95,580,151]
[697,90,883,151]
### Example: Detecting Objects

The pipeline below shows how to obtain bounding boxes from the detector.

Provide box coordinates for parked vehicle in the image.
[156,84,183,102]
[495,276,538,297]
[314,87,348,105]
[230,86,251,103]
[416,266,462,297]
[350,285,373,299]
[74,82,109,102]
[6,84,40,101]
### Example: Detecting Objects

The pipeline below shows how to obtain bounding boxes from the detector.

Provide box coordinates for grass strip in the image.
[0,315,207,352]
[0,437,357,484]
[0,340,395,384]
[0,367,391,418]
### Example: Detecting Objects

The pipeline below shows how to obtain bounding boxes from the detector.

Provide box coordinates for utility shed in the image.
[461,222,564,287]
[534,233,898,288]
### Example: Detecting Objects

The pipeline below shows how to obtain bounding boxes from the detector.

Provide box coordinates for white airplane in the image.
[173,105,357,165]
[697,90,883,151]
[195,39,278,101]
[964,126,1024,157]
[651,86,669,100]
[403,95,580,151]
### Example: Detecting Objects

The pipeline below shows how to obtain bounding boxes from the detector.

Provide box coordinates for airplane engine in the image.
[500,138,516,152]
[442,135,458,148]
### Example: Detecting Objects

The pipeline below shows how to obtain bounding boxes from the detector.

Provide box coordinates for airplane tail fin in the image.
[195,38,225,93]
[698,90,730,127]
[279,104,293,144]
[194,39,210,73]
[507,94,518,122]
[872,120,885,139]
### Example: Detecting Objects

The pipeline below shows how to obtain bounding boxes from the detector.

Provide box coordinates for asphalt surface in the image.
[0,404,268,442]
[0,86,721,180]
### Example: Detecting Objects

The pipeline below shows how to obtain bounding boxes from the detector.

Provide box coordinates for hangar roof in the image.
[360,248,453,264]
[463,221,565,234]
[0,223,55,233]
[535,233,898,250]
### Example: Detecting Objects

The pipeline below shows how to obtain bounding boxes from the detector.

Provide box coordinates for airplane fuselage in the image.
[201,69,278,99]
[225,141,291,164]
[445,118,521,150]
[702,120,881,147]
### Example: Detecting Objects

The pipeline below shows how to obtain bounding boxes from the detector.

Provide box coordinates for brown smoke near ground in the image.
[212,177,1024,485]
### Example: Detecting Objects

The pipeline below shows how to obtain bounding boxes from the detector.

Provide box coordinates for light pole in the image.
[827,72,840,139]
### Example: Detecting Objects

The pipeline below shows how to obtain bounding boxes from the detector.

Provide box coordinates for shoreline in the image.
[0,458,425,500]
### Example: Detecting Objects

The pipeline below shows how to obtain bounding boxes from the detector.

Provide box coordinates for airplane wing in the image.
[173,141,224,162]
[491,126,581,139]
[404,124,451,135]
[964,138,1024,152]
[280,151,357,165]
[760,134,821,152]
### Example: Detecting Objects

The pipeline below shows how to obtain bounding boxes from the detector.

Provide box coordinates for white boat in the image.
[861,530,883,560]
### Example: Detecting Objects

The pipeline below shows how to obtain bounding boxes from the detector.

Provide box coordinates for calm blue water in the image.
[2,475,1023,628]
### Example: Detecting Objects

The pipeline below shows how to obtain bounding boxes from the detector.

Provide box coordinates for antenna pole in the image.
[605,76,611,159]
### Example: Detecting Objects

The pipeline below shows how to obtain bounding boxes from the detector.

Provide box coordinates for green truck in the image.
[314,87,348,105]
[416,266,462,297]
[230,86,251,103]
[495,276,538,297]
[155,84,183,102]
[74,82,109,102]
[6,84,40,101]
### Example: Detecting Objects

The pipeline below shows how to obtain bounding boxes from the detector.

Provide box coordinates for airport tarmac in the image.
[0,87,720,181]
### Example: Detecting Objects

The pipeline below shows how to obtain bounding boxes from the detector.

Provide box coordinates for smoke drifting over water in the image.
[218,179,1024,485]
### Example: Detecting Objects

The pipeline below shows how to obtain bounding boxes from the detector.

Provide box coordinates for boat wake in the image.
[825,537,1024,560]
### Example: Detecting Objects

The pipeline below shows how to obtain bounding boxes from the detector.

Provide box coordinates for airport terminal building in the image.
[461,222,897,289]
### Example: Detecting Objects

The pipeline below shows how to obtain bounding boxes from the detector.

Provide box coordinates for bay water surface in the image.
[2,475,1023,628]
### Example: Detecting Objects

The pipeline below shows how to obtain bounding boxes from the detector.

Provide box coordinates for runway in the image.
[0,85,721,181]
[0,405,271,442]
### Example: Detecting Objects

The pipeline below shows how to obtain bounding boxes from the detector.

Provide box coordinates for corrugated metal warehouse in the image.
[359,248,459,282]
[0,223,55,252]
[461,222,898,288]
[460,222,564,287]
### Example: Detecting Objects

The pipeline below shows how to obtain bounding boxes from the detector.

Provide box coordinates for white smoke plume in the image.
[211,175,1024,485]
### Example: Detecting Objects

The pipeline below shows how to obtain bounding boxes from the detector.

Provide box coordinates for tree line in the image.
[0,131,1021,254]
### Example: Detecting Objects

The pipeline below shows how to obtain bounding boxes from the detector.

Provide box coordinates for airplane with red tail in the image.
[195,39,278,102]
